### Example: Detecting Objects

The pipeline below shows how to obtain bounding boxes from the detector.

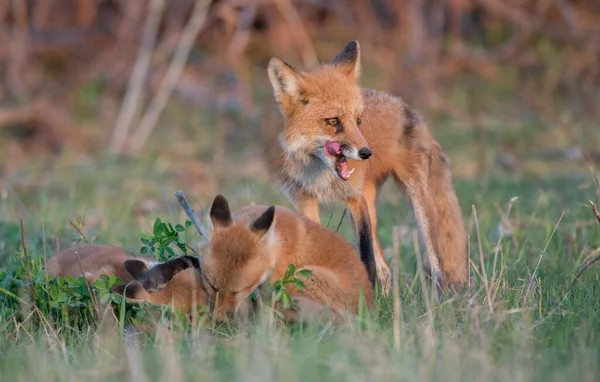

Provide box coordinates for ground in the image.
[0,71,599,381]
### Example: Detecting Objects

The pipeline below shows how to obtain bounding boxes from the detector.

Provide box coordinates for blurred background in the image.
[0,0,599,247]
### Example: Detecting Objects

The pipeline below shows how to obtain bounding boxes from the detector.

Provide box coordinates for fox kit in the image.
[143,195,373,322]
[46,244,206,312]
[263,41,468,294]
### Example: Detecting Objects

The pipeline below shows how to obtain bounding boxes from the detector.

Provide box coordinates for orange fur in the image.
[148,195,373,323]
[263,41,468,295]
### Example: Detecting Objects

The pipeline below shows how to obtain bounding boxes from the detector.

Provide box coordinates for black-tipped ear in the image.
[124,260,149,281]
[331,40,361,79]
[210,194,232,227]
[251,206,275,237]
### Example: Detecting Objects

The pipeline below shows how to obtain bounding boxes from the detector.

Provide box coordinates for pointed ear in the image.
[250,206,276,238]
[210,194,232,227]
[331,40,361,79]
[124,260,149,281]
[268,58,304,101]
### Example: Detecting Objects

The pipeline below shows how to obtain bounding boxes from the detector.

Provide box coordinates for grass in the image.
[1,80,599,381]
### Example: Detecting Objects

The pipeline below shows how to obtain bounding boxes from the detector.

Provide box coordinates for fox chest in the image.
[281,156,360,203]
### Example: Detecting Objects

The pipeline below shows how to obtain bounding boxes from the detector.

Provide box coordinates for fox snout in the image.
[341,144,372,161]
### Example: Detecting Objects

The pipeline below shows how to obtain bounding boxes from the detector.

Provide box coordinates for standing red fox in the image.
[143,195,373,322]
[263,41,467,294]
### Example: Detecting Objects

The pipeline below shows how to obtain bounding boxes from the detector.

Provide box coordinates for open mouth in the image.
[324,141,355,181]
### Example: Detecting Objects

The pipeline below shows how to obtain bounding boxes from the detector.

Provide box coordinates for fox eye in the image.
[357,116,362,125]
[325,117,339,126]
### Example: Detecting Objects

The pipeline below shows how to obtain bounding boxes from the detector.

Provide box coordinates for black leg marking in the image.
[358,218,377,287]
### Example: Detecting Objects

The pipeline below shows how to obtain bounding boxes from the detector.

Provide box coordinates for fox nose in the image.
[358,147,372,160]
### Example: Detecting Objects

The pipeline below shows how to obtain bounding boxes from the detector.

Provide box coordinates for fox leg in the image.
[394,159,443,301]
[291,192,320,224]
[362,183,391,294]
[346,197,378,289]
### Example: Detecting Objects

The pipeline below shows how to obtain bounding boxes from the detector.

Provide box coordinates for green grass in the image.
[0,90,599,381]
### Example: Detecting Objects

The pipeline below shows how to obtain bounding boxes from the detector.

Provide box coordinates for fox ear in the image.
[250,206,276,238]
[210,194,232,227]
[124,260,149,281]
[331,40,361,79]
[268,58,304,101]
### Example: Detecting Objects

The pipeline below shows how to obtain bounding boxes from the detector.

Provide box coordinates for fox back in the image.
[187,195,373,322]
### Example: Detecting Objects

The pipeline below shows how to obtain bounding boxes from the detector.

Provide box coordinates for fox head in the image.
[268,40,371,181]
[201,195,276,321]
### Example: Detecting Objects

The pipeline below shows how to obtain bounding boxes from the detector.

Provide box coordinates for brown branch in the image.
[590,201,600,224]
[69,219,89,244]
[72,249,100,316]
[20,219,36,309]
[129,0,211,156]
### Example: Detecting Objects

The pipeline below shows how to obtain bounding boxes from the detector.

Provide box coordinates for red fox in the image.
[262,40,468,295]
[46,244,207,312]
[143,195,374,322]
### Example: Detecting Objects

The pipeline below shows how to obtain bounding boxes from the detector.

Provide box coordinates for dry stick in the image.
[174,190,205,237]
[19,219,36,309]
[335,209,347,233]
[590,201,600,224]
[529,211,564,296]
[109,0,165,155]
[571,247,600,287]
[413,229,433,326]
[272,0,318,69]
[392,226,403,352]
[69,219,89,244]
[491,197,518,284]
[42,222,53,320]
[129,0,211,155]
[72,249,100,317]
[471,205,494,315]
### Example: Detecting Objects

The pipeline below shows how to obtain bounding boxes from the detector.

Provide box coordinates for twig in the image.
[527,212,564,297]
[326,212,334,228]
[413,229,433,325]
[472,205,493,315]
[174,190,206,237]
[129,0,211,155]
[571,248,600,287]
[590,201,600,224]
[72,249,100,317]
[392,226,403,352]
[69,219,89,244]
[20,219,36,309]
[272,0,318,69]
[109,0,165,155]
[335,209,347,232]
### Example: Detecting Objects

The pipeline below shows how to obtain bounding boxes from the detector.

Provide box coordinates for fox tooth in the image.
[348,168,355,175]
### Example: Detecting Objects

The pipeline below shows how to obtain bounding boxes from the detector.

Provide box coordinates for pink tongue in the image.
[324,141,341,156]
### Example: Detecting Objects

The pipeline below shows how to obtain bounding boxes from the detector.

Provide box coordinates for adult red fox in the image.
[262,40,468,295]
[46,244,206,312]
[142,195,374,322]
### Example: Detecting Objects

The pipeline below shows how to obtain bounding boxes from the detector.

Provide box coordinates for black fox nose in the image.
[358,147,372,160]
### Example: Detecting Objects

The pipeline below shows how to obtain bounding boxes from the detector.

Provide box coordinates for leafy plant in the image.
[271,264,312,311]
[139,218,193,262]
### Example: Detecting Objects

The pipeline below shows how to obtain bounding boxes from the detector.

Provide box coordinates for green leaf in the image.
[293,280,306,291]
[281,289,291,309]
[175,224,185,232]
[285,264,296,279]
[140,233,153,241]
[296,269,312,278]
[153,219,164,236]
[140,246,149,255]
[109,275,117,288]
[165,247,175,258]
[185,220,192,228]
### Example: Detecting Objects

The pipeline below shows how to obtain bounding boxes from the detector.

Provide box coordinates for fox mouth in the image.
[324,141,355,181]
